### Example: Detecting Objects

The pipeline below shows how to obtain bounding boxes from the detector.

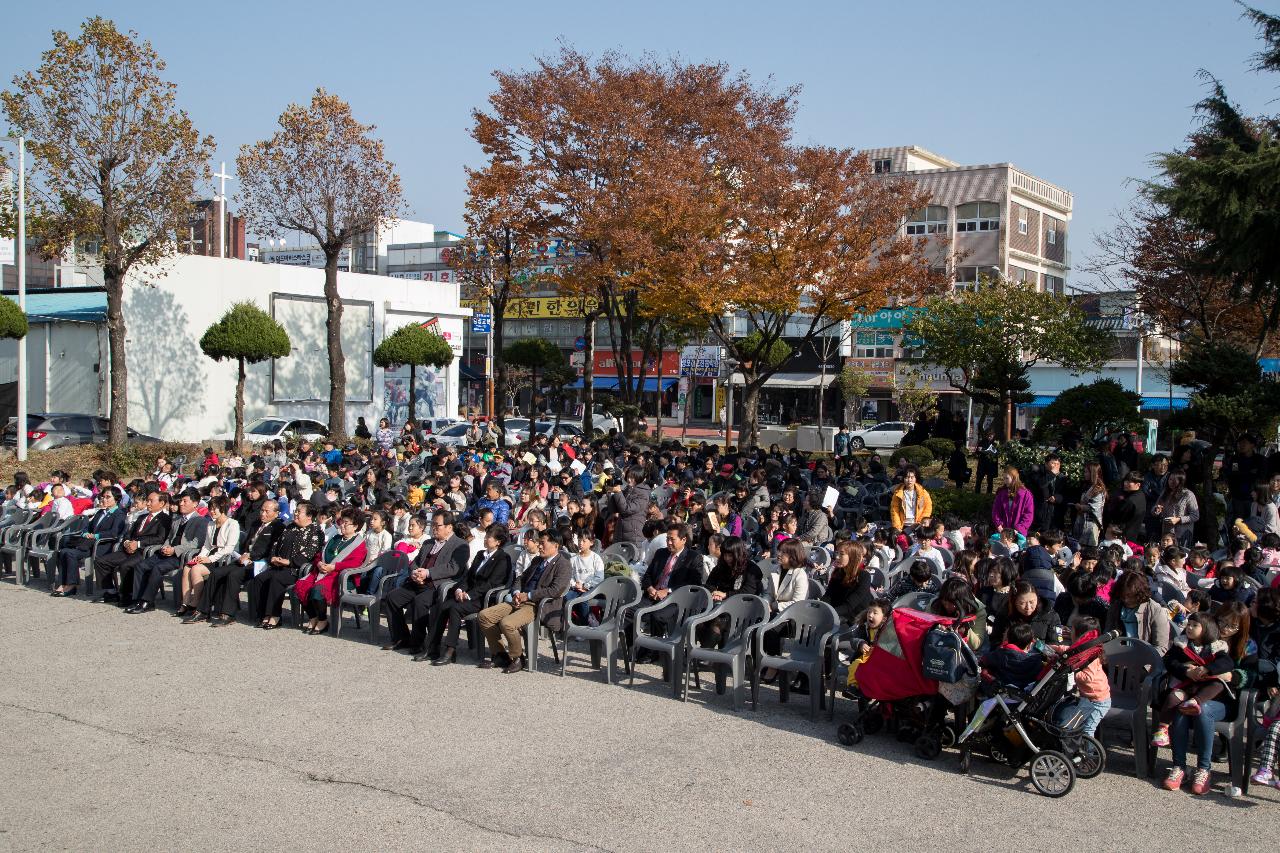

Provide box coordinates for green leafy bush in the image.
[922,437,957,459]
[930,488,996,523]
[1000,442,1093,480]
[889,445,934,468]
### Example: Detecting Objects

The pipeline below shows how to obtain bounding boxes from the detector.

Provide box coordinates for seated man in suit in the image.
[94,487,171,606]
[203,498,284,627]
[477,528,572,673]
[380,509,469,656]
[50,486,127,596]
[425,523,512,664]
[126,488,212,614]
[631,522,702,661]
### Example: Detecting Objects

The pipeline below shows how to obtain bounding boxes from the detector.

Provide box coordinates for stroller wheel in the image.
[1071,735,1106,779]
[940,724,957,749]
[837,723,864,746]
[914,733,943,761]
[1029,750,1076,798]
[863,712,884,736]
[958,748,971,774]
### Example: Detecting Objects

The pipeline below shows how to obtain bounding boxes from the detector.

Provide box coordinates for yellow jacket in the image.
[889,483,932,530]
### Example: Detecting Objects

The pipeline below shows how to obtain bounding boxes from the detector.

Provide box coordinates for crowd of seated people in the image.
[3,423,1280,796]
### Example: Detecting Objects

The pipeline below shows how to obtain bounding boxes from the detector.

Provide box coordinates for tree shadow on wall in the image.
[126,285,205,437]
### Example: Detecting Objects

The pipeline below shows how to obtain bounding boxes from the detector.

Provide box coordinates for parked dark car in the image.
[1,413,160,451]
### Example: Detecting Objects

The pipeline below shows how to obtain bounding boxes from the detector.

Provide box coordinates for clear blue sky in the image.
[4,0,1276,286]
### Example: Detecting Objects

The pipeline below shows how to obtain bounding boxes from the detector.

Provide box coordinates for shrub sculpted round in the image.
[889,445,934,468]
[922,437,956,460]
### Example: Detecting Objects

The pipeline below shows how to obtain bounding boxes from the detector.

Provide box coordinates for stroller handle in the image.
[1052,629,1121,660]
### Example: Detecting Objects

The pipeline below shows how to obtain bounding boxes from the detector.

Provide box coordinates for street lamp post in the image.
[3,135,29,461]
[722,355,739,451]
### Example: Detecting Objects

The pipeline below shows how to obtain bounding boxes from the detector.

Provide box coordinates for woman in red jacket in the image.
[294,508,367,635]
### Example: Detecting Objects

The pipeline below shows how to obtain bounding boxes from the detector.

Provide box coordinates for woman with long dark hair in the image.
[1073,460,1107,547]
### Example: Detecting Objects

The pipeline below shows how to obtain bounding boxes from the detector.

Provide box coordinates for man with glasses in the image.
[50,486,127,597]
[380,509,469,656]
[476,529,572,674]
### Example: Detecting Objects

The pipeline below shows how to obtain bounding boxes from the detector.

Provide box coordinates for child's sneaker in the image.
[1190,768,1212,795]
[1162,767,1185,790]
[1151,725,1171,747]
[1178,698,1202,716]
[1251,767,1279,788]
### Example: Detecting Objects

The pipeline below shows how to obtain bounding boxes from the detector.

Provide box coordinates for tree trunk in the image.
[105,272,129,446]
[408,363,417,424]
[741,377,763,450]
[581,312,596,436]
[234,356,246,449]
[324,253,346,438]
[994,391,1011,442]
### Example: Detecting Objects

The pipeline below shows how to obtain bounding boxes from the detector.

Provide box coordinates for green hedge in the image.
[931,488,996,523]
[922,437,956,459]
[889,445,934,468]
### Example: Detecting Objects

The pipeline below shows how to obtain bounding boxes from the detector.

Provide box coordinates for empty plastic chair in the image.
[558,575,641,684]
[1099,636,1163,778]
[628,584,712,694]
[752,599,839,720]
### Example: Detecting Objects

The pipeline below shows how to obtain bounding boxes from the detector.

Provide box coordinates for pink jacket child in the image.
[992,485,1035,535]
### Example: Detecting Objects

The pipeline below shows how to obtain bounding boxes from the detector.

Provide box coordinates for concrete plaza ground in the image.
[0,582,1276,852]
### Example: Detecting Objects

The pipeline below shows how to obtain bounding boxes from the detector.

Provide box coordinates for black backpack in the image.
[921,624,979,683]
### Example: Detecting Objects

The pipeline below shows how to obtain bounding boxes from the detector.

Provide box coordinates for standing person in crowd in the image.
[1105,472,1148,545]
[1030,453,1069,534]
[1224,434,1268,526]
[991,466,1034,536]
[889,466,932,532]
[1073,460,1107,548]
[974,431,999,494]
[607,466,650,544]
[354,417,372,440]
[1154,471,1199,548]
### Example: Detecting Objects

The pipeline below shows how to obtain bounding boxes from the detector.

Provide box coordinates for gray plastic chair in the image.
[1099,636,1163,778]
[628,584,712,694]
[334,551,410,643]
[79,535,122,595]
[459,565,517,658]
[26,513,87,586]
[938,547,954,571]
[893,591,936,611]
[602,541,641,564]
[3,512,57,584]
[1215,688,1258,793]
[752,600,839,720]
[559,576,641,684]
[1152,579,1186,606]
[806,577,827,600]
[522,597,561,672]
[681,594,770,710]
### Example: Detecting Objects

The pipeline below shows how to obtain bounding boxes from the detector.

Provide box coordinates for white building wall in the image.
[115,254,467,441]
[1027,361,1191,400]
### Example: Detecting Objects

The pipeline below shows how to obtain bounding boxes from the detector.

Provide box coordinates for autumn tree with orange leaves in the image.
[467,47,795,433]
[683,147,946,447]
[237,89,404,438]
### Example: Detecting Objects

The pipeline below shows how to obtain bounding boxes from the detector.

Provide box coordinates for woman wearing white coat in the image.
[761,537,811,682]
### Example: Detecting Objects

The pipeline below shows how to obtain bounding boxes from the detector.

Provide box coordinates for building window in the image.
[1047,223,1058,245]
[855,331,895,358]
[873,158,893,174]
[1043,274,1065,296]
[905,205,949,236]
[954,266,980,291]
[1013,266,1035,285]
[955,201,1000,232]
[1017,212,1028,235]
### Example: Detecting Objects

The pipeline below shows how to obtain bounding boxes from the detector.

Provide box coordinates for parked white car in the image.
[431,422,521,447]
[212,416,328,444]
[847,421,911,450]
[416,416,464,435]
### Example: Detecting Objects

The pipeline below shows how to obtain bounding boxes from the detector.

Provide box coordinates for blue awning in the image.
[567,377,677,392]
[21,289,107,323]
[1021,394,1188,411]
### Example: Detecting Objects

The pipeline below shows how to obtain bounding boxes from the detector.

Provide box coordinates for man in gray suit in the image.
[126,488,212,614]
[477,529,572,673]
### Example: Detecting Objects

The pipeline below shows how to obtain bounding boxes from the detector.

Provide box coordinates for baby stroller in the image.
[955,629,1119,797]
[836,608,976,760]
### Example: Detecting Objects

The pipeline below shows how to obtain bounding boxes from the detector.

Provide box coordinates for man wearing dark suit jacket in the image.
[380,509,470,655]
[424,523,513,664]
[94,488,172,606]
[51,486,127,596]
[203,499,285,626]
[631,523,701,658]
[128,488,213,613]
[477,528,572,673]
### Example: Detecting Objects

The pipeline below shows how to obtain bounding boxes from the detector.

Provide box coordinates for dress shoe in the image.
[411,650,434,663]
[503,659,525,674]
[173,606,192,619]
[182,612,207,624]
[208,616,234,628]
[431,648,457,666]
[494,651,512,668]
[261,621,281,630]
[381,640,406,651]
[124,602,153,615]
[476,659,496,669]
[97,592,120,604]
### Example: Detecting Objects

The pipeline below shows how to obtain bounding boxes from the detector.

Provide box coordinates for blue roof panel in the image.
[19,290,107,323]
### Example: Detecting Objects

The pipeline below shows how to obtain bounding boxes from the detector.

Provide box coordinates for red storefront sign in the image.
[593,349,681,377]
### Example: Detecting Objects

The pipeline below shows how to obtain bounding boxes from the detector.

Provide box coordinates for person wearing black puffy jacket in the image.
[990,580,1062,646]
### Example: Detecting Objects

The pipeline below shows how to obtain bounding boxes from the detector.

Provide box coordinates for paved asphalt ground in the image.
[1,582,1277,852]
